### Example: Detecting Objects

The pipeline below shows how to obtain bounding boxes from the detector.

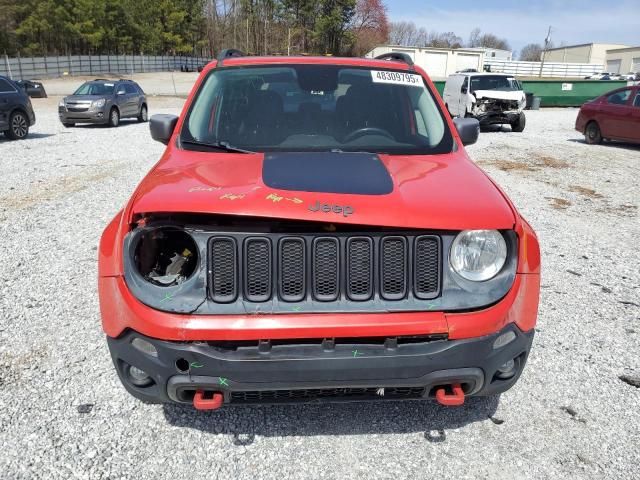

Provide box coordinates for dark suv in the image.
[0,75,36,140]
[59,79,148,127]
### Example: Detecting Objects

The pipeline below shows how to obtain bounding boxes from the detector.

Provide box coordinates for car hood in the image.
[473,90,524,102]
[129,149,515,230]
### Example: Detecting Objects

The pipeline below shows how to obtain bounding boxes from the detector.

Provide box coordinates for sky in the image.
[385,0,639,54]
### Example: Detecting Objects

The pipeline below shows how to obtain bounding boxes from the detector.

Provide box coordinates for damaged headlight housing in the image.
[450,230,507,281]
[134,227,198,287]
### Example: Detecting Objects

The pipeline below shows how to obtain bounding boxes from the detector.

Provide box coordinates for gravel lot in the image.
[0,97,638,479]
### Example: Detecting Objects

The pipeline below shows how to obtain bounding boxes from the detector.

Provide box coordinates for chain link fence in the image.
[1,54,211,80]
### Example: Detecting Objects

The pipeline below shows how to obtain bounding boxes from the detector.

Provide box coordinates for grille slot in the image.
[414,236,440,298]
[313,238,339,301]
[279,238,306,302]
[380,236,408,300]
[230,386,425,403]
[244,238,272,302]
[209,237,237,303]
[347,237,373,301]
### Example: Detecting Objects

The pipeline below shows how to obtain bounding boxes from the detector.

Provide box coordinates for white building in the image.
[465,47,513,61]
[604,46,640,74]
[366,45,485,79]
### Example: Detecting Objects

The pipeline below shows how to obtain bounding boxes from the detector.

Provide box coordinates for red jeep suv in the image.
[99,50,540,410]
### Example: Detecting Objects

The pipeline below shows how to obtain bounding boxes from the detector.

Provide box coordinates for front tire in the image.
[137,104,148,123]
[511,112,526,132]
[585,121,602,145]
[6,111,29,140]
[108,108,120,128]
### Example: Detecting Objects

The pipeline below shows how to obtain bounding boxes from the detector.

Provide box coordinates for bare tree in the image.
[519,43,543,61]
[466,28,511,51]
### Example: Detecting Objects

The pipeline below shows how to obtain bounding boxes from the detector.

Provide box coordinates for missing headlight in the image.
[134,228,198,286]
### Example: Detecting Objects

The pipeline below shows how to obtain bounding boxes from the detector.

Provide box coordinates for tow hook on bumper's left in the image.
[193,390,224,410]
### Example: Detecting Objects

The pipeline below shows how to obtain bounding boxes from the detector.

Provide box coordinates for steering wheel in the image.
[343,127,395,143]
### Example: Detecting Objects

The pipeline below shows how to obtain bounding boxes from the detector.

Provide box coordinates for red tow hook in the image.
[435,383,465,406]
[193,390,224,411]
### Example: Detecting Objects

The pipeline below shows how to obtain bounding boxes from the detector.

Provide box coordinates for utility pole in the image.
[538,26,552,78]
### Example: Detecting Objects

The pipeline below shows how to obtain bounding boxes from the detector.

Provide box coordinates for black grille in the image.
[414,236,440,298]
[209,238,237,303]
[279,238,305,302]
[230,386,425,403]
[207,233,441,306]
[313,238,339,301]
[347,237,373,300]
[381,237,407,300]
[244,238,271,302]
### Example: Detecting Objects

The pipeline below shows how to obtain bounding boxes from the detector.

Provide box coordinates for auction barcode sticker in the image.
[371,70,423,87]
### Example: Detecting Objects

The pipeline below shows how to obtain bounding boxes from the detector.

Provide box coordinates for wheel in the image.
[6,111,29,140]
[511,112,526,132]
[137,104,148,123]
[63,122,75,128]
[108,108,120,128]
[585,121,602,145]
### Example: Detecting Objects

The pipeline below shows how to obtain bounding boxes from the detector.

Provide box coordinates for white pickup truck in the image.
[443,72,527,132]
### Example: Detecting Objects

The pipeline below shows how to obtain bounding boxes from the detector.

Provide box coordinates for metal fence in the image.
[485,59,603,78]
[1,54,211,80]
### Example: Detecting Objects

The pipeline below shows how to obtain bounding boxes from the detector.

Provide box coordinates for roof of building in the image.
[546,43,630,51]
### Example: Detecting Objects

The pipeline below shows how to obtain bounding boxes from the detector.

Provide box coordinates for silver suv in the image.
[58,79,148,127]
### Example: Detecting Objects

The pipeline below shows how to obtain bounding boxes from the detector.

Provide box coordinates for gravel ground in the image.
[0,99,638,479]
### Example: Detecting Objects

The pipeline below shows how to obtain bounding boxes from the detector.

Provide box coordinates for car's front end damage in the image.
[471,90,526,127]
[98,55,540,410]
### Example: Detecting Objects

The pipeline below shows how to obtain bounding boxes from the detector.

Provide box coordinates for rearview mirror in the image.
[150,114,179,145]
[453,117,480,146]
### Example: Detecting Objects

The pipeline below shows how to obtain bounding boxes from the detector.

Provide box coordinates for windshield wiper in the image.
[181,139,255,154]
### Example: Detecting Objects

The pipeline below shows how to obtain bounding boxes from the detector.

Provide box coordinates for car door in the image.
[124,84,139,116]
[628,88,640,142]
[598,88,633,140]
[0,77,17,130]
[459,76,470,116]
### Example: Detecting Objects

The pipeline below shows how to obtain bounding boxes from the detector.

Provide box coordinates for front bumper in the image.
[58,108,107,124]
[107,323,534,406]
[476,111,521,126]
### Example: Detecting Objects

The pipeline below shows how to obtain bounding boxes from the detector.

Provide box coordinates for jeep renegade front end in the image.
[99,51,540,410]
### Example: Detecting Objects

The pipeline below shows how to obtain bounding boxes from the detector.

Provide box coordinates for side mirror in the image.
[453,117,480,146]
[461,85,468,94]
[150,114,179,145]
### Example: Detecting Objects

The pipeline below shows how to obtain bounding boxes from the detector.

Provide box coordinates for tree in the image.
[519,43,543,61]
[466,27,510,51]
[350,0,388,55]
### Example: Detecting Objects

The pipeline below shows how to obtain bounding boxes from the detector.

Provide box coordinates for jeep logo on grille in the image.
[308,201,354,217]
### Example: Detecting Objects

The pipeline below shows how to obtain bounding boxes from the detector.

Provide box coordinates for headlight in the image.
[450,230,507,281]
[58,99,65,107]
[92,98,106,108]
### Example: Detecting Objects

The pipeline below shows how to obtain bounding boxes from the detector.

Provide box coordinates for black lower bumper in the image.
[107,324,534,406]
[478,112,521,126]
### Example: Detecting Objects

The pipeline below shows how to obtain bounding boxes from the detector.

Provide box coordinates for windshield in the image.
[73,82,115,95]
[470,75,522,92]
[182,65,453,155]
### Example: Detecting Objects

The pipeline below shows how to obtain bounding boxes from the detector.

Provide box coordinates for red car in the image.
[99,50,540,410]
[576,85,640,144]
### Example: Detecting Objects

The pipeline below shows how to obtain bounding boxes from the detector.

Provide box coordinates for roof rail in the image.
[217,49,245,66]
[93,78,109,81]
[374,52,414,68]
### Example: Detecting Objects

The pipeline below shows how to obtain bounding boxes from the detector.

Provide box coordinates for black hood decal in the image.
[262,152,393,195]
